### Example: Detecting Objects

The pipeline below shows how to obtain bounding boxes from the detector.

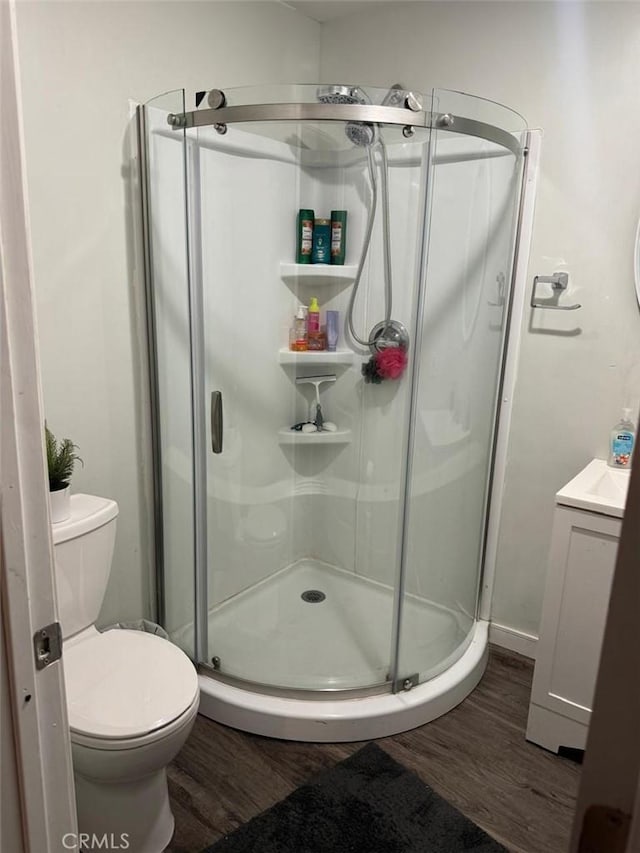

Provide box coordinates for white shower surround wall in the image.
[196,126,422,614]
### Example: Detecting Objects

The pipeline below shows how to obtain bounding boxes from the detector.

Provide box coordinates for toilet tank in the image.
[51,494,119,639]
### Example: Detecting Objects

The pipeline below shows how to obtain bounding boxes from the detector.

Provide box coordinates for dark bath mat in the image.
[201,742,506,853]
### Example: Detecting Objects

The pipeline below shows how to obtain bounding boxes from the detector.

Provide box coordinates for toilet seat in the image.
[64,629,198,741]
[70,692,200,752]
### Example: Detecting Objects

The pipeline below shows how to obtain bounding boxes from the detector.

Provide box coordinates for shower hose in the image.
[347,138,394,349]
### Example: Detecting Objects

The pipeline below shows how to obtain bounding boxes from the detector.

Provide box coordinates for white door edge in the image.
[0,2,77,850]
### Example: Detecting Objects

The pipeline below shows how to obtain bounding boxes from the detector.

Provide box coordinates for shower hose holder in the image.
[362,320,410,384]
[368,319,409,354]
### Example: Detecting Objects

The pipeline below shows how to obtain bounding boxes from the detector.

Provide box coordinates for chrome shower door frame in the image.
[168,101,522,157]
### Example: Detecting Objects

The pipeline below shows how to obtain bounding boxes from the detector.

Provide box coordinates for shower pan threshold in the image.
[198,622,487,741]
[194,559,488,741]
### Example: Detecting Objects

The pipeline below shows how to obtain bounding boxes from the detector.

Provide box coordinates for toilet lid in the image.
[63,630,199,739]
[51,494,118,544]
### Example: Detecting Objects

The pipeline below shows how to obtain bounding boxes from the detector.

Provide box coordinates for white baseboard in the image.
[489,622,538,660]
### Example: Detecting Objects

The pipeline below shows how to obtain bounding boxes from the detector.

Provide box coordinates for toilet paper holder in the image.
[531,272,581,310]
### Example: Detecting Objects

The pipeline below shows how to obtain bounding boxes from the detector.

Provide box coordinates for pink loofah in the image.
[375,347,408,380]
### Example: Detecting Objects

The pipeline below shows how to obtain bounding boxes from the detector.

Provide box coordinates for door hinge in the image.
[33,622,62,670]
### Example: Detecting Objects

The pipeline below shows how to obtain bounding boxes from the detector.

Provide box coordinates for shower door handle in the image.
[210,391,223,454]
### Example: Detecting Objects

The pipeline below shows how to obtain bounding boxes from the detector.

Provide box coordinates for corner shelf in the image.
[278,348,355,366]
[278,427,352,446]
[280,262,358,288]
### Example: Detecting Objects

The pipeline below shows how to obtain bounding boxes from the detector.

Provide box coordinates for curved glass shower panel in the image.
[432,88,527,137]
[189,89,433,691]
[141,89,196,657]
[396,90,527,686]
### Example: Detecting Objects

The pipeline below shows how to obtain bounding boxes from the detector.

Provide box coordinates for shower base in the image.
[196,560,489,741]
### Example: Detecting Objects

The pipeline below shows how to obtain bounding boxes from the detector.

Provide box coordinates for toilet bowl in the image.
[52,494,200,853]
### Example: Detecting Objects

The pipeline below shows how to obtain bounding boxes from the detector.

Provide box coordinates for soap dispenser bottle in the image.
[608,408,636,469]
[291,305,308,351]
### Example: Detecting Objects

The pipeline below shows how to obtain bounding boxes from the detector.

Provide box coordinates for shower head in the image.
[316,84,370,106]
[316,84,376,147]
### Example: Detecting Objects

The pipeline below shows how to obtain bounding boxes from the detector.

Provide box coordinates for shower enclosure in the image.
[138,84,529,740]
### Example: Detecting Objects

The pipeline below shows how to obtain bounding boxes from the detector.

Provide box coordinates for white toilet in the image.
[52,494,200,853]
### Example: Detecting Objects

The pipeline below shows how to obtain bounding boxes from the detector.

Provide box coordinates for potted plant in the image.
[45,424,82,523]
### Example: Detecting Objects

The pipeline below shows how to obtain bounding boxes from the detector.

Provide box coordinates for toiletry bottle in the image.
[330,210,347,265]
[608,408,636,469]
[312,218,331,264]
[307,297,324,349]
[292,305,308,351]
[307,297,320,334]
[326,310,339,351]
[307,330,326,351]
[296,209,314,264]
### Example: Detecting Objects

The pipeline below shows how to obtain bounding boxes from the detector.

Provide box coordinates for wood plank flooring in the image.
[166,646,580,853]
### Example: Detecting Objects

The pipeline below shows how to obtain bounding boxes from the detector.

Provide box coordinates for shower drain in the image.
[301,589,326,604]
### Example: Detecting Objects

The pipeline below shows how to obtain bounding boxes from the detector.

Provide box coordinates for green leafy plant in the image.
[45,424,82,492]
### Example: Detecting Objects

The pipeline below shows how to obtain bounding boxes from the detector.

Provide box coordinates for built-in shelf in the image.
[280,262,358,287]
[278,348,355,366]
[278,427,352,446]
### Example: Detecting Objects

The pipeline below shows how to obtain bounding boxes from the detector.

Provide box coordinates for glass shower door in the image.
[194,118,306,688]
[189,97,432,693]
[194,116,401,692]
[395,90,527,686]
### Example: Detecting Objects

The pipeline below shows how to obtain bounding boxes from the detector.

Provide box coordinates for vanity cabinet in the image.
[526,459,628,753]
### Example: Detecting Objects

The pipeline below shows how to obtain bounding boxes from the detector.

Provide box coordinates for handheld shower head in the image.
[316,84,376,147]
[345,122,376,148]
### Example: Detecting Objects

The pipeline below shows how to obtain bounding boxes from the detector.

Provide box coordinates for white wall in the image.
[320,1,640,641]
[15,1,320,626]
